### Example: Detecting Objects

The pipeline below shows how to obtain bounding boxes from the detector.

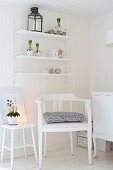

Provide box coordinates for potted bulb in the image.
[26,40,34,56]
[6,100,20,125]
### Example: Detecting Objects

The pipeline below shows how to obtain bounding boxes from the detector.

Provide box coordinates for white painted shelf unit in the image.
[16,73,71,76]
[16,30,72,40]
[15,30,72,77]
[16,55,71,61]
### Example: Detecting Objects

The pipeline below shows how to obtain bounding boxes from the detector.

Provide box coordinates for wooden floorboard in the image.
[0,147,113,170]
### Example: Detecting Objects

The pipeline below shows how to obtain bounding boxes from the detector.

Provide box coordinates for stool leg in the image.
[1,128,6,163]
[11,129,14,170]
[31,127,38,164]
[23,128,27,158]
[93,135,97,158]
[38,130,42,169]
[44,132,47,157]
[70,131,74,156]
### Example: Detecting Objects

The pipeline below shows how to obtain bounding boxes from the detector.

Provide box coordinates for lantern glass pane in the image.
[28,18,41,31]
[28,18,35,31]
[36,19,41,31]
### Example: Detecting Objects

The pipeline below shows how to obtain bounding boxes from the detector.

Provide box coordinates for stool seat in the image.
[1,122,35,130]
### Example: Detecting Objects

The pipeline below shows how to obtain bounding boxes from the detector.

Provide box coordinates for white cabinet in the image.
[14,30,73,77]
[93,92,113,155]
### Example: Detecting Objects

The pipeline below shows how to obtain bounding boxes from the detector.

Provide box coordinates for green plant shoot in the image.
[57,18,61,24]
[36,43,39,49]
[28,40,32,48]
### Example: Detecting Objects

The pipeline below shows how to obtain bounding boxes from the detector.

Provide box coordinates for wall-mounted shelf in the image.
[105,43,113,47]
[106,29,113,47]
[15,72,72,77]
[14,28,73,93]
[15,30,72,41]
[16,55,71,61]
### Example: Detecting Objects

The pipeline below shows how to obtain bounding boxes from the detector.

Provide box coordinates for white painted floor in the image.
[0,147,113,170]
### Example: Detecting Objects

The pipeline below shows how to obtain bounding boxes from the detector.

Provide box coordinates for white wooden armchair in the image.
[35,94,92,169]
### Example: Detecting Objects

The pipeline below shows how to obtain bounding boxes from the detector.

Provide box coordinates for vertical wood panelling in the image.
[90,11,113,93]
[0,4,13,86]
[0,2,89,157]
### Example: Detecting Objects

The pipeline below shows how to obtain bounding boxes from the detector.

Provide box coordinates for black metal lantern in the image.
[27,7,43,32]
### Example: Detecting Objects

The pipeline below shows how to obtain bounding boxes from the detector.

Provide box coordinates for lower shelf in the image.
[15,73,72,77]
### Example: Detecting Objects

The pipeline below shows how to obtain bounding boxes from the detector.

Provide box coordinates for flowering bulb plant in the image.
[6,100,20,117]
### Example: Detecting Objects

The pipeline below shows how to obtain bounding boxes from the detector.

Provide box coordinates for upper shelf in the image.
[15,30,72,40]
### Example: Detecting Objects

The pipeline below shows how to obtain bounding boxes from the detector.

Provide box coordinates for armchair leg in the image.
[38,131,43,169]
[87,129,92,165]
[70,131,74,156]
[44,132,47,157]
[93,135,97,158]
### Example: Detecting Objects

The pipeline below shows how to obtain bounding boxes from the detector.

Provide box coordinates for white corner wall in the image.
[90,11,113,93]
[0,2,90,156]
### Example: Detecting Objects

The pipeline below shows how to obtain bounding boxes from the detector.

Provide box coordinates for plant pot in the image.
[26,48,34,56]
[35,50,41,56]
[7,116,18,125]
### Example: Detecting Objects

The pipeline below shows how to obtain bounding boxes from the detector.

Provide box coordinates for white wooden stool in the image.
[1,123,38,170]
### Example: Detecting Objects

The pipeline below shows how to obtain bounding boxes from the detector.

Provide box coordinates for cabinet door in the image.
[93,94,113,139]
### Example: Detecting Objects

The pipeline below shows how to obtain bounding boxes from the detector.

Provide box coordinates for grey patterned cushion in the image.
[43,112,85,124]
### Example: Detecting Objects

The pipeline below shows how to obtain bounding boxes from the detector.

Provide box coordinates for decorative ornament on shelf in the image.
[45,17,66,36]
[6,99,20,125]
[49,68,54,74]
[58,48,63,58]
[55,68,61,74]
[26,40,34,56]
[49,48,58,58]
[27,7,43,32]
[55,18,62,34]
[35,43,41,56]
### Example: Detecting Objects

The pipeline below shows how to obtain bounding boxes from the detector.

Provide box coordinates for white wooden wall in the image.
[0,2,90,158]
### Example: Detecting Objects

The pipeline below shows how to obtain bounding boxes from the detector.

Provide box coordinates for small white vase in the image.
[26,48,34,56]
[7,116,18,125]
[35,51,41,56]
[55,68,61,74]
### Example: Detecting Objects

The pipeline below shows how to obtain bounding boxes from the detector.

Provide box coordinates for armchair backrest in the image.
[39,94,77,101]
[0,87,26,124]
[40,94,77,112]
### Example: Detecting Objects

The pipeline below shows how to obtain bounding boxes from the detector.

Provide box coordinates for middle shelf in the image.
[15,72,72,77]
[16,55,71,61]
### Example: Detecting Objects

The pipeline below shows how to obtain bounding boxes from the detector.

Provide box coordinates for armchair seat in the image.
[43,122,88,132]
